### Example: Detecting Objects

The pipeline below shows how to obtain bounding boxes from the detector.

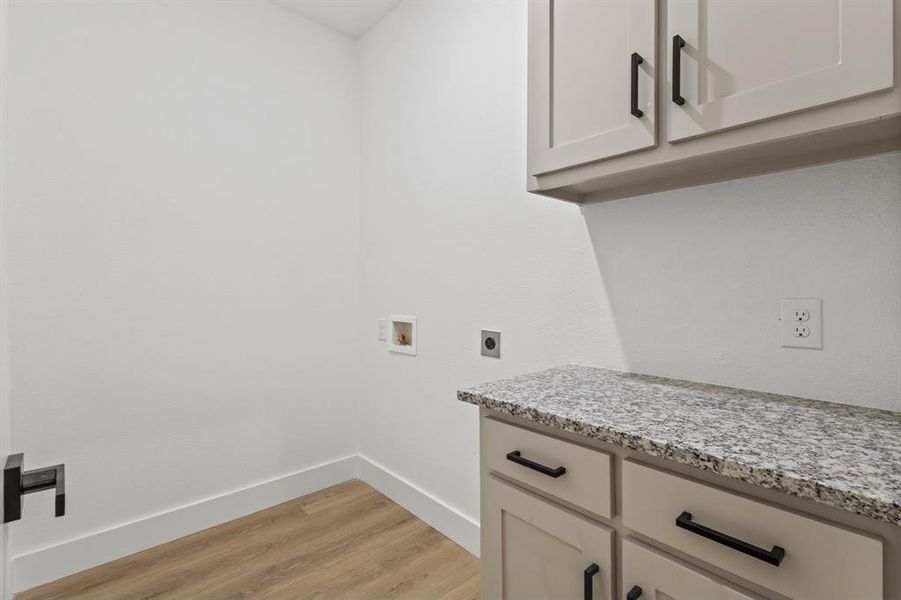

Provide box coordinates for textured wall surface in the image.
[4,0,899,582]
[6,0,360,557]
[359,0,624,528]
[358,0,901,528]
[582,153,901,409]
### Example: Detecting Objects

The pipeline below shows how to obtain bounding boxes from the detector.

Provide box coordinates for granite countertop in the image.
[458,364,901,526]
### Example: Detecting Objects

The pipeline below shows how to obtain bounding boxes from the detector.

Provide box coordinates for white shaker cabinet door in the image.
[528,0,657,175]
[481,476,614,600]
[621,538,762,600]
[666,0,894,142]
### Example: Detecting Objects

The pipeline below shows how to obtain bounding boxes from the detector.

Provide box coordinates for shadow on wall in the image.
[579,151,901,411]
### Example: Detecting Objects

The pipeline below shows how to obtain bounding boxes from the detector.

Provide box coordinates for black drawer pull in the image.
[626,586,643,600]
[583,563,599,600]
[672,34,686,105]
[505,450,566,478]
[630,52,644,118]
[676,511,785,566]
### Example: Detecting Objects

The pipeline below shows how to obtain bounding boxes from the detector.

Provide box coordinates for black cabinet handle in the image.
[583,563,599,600]
[505,450,566,478]
[672,35,686,105]
[676,511,785,566]
[630,52,644,118]
[626,586,643,600]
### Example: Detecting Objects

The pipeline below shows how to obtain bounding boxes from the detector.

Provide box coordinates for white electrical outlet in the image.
[377,318,386,341]
[793,324,810,338]
[781,298,822,349]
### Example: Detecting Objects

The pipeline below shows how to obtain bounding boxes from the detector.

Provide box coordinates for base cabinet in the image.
[481,476,614,600]
[478,414,891,600]
[622,538,761,600]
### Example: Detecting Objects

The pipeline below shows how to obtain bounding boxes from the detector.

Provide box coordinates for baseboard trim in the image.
[357,455,480,557]
[10,453,480,595]
[10,455,359,594]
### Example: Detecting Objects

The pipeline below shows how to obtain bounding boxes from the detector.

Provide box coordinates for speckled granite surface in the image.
[458,364,901,526]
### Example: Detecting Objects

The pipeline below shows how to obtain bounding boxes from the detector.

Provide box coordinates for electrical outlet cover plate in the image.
[781,298,822,349]
[481,329,501,358]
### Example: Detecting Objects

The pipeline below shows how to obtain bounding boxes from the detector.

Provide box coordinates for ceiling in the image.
[270,0,403,38]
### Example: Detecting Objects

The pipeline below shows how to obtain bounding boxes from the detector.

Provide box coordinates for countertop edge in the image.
[458,390,901,527]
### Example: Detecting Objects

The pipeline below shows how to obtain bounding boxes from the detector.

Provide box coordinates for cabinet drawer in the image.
[482,475,615,600]
[621,460,883,600]
[622,537,762,600]
[482,417,612,518]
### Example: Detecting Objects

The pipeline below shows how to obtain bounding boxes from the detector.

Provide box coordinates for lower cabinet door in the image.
[621,538,761,600]
[482,475,614,600]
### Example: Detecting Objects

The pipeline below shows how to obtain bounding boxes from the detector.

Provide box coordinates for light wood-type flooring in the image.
[19,479,480,600]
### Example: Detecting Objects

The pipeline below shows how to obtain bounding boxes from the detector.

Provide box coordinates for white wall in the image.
[0,0,11,595]
[357,0,623,531]
[6,0,359,568]
[358,0,901,530]
[4,0,900,589]
[582,155,901,407]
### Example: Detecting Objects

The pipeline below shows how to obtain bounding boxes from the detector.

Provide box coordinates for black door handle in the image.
[672,35,686,105]
[630,53,644,118]
[626,586,643,600]
[676,511,785,566]
[583,563,599,600]
[4,453,66,523]
[505,450,566,478]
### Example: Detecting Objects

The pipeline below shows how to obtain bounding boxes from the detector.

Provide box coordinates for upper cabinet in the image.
[666,0,894,141]
[528,0,901,202]
[528,0,657,175]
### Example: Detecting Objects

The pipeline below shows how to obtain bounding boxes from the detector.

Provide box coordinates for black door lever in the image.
[4,453,66,523]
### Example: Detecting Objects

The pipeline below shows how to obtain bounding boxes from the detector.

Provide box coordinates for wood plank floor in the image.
[19,479,480,600]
